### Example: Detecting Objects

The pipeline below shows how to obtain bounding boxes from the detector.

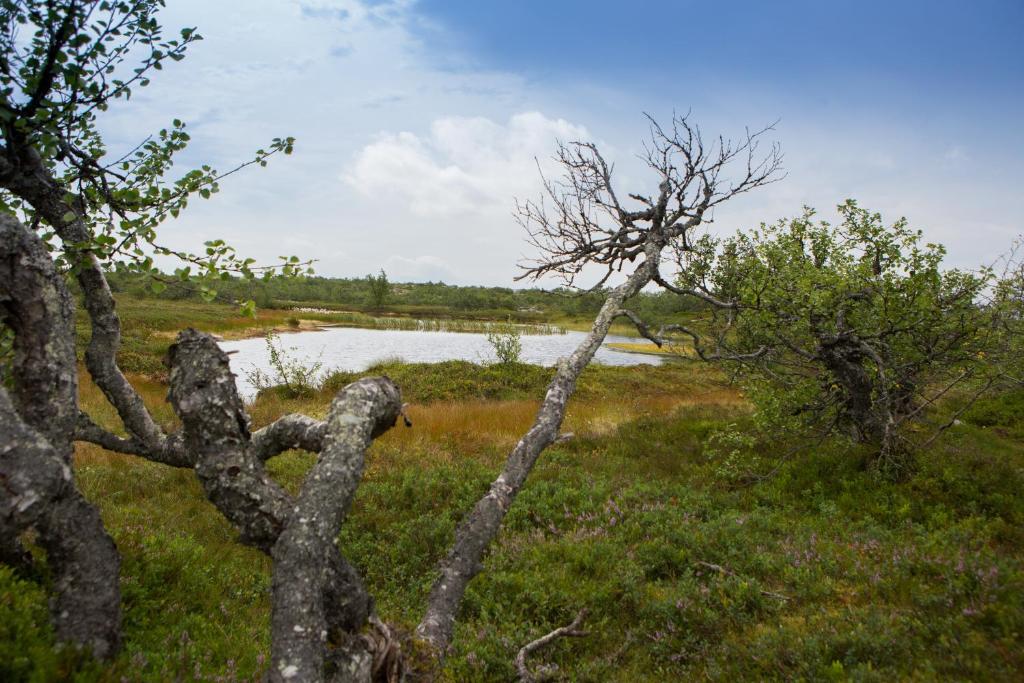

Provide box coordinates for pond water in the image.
[219,326,661,400]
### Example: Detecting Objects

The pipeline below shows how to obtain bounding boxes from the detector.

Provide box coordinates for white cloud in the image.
[345,112,589,217]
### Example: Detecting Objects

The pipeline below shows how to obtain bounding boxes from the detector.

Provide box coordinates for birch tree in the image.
[654,202,999,477]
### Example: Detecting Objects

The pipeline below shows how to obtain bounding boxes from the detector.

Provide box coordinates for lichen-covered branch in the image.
[250,414,328,461]
[0,213,122,657]
[269,377,402,683]
[168,330,303,553]
[0,387,122,657]
[75,409,330,467]
[75,411,194,467]
[167,330,407,679]
[0,214,78,458]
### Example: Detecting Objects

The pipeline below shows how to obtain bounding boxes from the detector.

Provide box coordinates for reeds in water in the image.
[293,308,565,335]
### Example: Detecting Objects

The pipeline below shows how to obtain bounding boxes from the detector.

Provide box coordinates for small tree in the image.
[366,268,389,310]
[486,319,523,364]
[243,331,324,398]
[663,201,995,476]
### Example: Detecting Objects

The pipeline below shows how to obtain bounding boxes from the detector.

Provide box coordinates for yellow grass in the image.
[368,387,746,471]
[605,341,695,357]
[75,359,745,475]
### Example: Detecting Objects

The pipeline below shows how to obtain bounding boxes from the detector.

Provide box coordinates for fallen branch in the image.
[514,609,589,683]
[0,388,122,657]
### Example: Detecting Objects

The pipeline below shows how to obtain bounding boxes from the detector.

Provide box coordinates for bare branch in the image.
[249,413,328,461]
[73,411,195,467]
[514,609,589,683]
[516,112,782,288]
[614,308,664,346]
[652,268,737,310]
[917,375,1000,451]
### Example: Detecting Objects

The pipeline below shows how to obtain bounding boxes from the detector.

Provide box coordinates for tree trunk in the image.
[416,255,656,655]
[0,214,121,657]
[817,339,883,443]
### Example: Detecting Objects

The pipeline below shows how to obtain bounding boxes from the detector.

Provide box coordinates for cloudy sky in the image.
[104,0,1024,286]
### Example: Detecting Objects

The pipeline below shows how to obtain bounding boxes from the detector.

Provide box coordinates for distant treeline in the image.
[104,271,703,322]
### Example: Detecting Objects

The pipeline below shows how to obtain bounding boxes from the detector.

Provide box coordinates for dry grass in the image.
[605,341,695,357]
[76,362,745,459]
[74,366,179,466]
[74,354,745,483]
[368,386,747,470]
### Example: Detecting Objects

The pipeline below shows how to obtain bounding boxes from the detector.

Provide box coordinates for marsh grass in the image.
[324,312,565,336]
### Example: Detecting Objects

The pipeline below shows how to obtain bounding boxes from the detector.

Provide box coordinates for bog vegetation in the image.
[0,1,1022,682]
[3,296,1023,681]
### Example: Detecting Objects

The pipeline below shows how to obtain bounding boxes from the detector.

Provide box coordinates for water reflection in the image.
[219,326,661,400]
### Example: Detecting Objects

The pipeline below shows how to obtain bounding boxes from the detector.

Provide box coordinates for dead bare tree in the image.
[413,113,783,656]
[0,4,785,680]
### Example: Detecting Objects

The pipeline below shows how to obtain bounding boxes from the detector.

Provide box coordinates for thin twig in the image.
[514,609,589,683]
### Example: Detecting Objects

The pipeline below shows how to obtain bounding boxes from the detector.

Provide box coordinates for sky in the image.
[103,0,1024,287]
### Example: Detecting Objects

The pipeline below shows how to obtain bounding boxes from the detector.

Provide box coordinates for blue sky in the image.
[416,0,1022,87]
[115,0,1024,286]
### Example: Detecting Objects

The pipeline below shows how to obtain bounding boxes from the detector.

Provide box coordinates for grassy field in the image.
[4,296,1023,681]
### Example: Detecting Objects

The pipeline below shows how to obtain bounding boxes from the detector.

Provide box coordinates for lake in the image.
[219,326,661,400]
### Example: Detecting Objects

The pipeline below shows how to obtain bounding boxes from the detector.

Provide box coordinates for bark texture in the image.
[0,214,78,458]
[514,610,588,683]
[251,414,328,462]
[0,214,121,656]
[168,329,292,551]
[269,378,402,683]
[0,388,122,657]
[167,330,404,681]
